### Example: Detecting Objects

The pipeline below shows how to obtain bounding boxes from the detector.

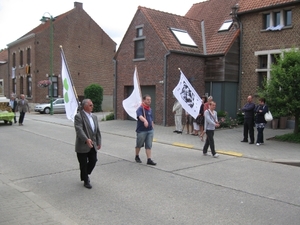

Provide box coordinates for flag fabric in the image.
[61,52,78,121]
[172,70,202,119]
[122,68,142,120]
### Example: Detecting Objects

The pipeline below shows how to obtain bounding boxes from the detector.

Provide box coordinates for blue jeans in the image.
[136,130,154,149]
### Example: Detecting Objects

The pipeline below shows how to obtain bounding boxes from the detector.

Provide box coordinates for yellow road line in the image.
[217,150,243,157]
[172,142,194,148]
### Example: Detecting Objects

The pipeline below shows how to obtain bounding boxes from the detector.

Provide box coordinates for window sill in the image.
[133,58,146,62]
[261,25,293,32]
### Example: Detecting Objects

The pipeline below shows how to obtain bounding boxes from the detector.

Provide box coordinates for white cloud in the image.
[0,0,201,49]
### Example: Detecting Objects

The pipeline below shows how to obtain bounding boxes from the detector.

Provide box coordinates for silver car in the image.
[34,98,65,114]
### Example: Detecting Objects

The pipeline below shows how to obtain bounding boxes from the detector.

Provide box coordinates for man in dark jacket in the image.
[241,95,255,144]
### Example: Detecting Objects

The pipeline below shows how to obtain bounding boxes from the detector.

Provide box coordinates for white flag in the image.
[122,68,142,120]
[61,52,78,121]
[172,71,202,119]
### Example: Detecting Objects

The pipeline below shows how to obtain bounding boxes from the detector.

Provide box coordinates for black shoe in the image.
[241,140,248,143]
[173,130,179,133]
[147,159,157,166]
[84,181,92,189]
[135,156,142,163]
[249,142,254,144]
[177,131,182,134]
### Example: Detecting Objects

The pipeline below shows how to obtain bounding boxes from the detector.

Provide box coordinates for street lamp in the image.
[40,13,55,115]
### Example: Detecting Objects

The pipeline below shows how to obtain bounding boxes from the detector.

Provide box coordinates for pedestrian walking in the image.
[135,94,156,165]
[74,99,101,189]
[172,100,183,134]
[17,94,30,125]
[202,101,220,158]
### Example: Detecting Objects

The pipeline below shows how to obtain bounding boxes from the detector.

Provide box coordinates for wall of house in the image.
[0,62,8,97]
[240,4,300,106]
[115,10,205,126]
[7,2,116,111]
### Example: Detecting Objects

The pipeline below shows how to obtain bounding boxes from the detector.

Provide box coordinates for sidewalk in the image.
[1,113,299,224]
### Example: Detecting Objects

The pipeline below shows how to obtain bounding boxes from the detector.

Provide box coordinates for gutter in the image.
[163,52,170,126]
[113,59,117,119]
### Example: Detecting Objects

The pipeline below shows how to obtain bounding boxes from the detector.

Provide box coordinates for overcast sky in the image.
[0,0,203,50]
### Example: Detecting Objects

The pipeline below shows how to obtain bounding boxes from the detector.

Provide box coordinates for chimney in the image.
[74,2,83,9]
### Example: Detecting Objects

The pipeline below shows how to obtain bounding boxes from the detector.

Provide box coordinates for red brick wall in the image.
[115,10,205,126]
[7,3,116,106]
[240,5,300,106]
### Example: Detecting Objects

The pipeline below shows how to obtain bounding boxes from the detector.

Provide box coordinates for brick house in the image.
[115,0,240,126]
[236,0,300,106]
[3,2,116,110]
[0,49,8,97]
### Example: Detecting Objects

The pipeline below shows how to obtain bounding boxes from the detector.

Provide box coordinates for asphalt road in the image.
[0,113,300,225]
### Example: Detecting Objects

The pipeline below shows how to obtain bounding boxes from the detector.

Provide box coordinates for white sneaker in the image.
[256,143,260,146]
[213,153,219,158]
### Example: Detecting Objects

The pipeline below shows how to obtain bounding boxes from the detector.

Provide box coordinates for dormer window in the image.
[170,28,197,47]
[218,20,233,32]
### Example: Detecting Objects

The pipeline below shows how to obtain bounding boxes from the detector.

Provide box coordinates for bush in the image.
[273,133,300,143]
[104,112,114,121]
[84,84,103,112]
[217,111,239,129]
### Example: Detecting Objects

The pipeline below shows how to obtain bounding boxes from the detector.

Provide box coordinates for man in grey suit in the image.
[17,94,30,126]
[74,99,101,189]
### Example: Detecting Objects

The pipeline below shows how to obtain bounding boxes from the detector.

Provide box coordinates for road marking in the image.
[173,142,194,148]
[217,150,243,157]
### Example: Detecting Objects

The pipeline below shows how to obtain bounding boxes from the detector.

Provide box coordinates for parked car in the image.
[34,98,65,114]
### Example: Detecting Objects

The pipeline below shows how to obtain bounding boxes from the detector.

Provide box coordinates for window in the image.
[271,54,280,65]
[284,10,292,26]
[218,20,233,31]
[259,55,267,69]
[134,40,144,59]
[263,14,270,29]
[20,50,23,67]
[258,72,267,89]
[170,28,197,47]
[12,52,16,68]
[26,76,32,98]
[27,48,31,65]
[20,77,24,94]
[0,79,3,96]
[134,26,145,59]
[49,76,58,97]
[263,9,292,30]
[12,78,16,94]
[137,27,143,37]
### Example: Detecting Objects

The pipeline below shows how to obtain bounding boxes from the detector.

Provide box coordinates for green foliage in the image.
[84,84,103,112]
[236,109,244,125]
[217,111,239,128]
[258,48,300,134]
[103,112,114,121]
[273,133,300,143]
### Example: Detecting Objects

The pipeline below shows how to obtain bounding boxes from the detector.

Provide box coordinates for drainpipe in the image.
[237,21,243,110]
[113,59,117,119]
[201,20,207,55]
[163,52,170,126]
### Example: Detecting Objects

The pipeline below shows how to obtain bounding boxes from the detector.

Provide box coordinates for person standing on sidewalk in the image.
[74,99,101,189]
[202,101,220,158]
[9,95,17,123]
[135,94,156,166]
[17,94,30,126]
[172,99,183,134]
[241,95,255,144]
[254,98,268,146]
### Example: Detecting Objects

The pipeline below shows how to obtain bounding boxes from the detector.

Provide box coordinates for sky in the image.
[0,0,203,50]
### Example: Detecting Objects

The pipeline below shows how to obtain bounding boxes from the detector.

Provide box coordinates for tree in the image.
[260,48,300,134]
[84,84,103,112]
